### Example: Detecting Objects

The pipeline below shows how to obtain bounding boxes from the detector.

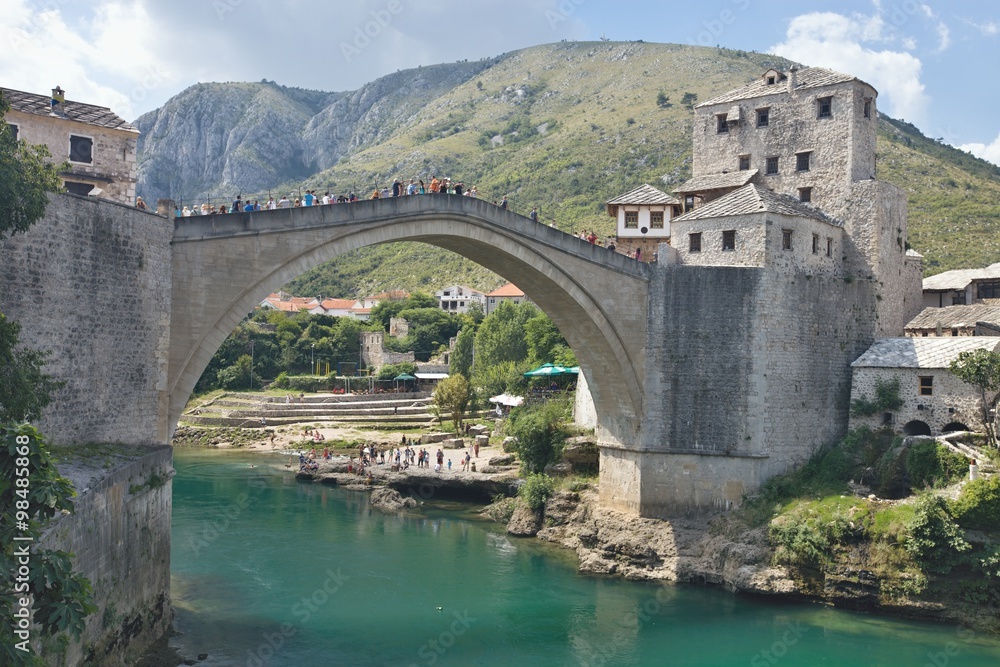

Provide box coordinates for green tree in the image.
[0,313,62,423]
[656,91,671,108]
[505,397,571,474]
[949,349,1000,446]
[433,373,473,433]
[524,313,576,367]
[370,292,437,330]
[0,91,65,239]
[473,300,537,370]
[450,327,475,379]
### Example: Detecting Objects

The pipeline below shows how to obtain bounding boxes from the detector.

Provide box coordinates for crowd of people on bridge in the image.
[175,175,497,217]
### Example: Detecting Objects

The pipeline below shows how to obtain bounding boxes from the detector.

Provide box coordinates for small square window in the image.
[689,232,702,253]
[882,412,894,426]
[756,108,769,127]
[766,76,776,85]
[716,115,729,134]
[738,155,751,171]
[650,211,664,229]
[826,237,833,258]
[919,376,933,396]
[951,328,959,337]
[766,156,779,175]
[722,230,736,251]
[817,96,833,119]
[811,234,819,254]
[624,211,638,229]
[782,229,793,251]
[799,187,812,203]
[64,181,94,196]
[69,135,93,164]
[684,196,695,213]
[8,123,18,141]
[796,151,811,172]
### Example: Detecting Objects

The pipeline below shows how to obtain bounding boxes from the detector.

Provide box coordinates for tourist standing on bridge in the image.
[530,207,538,222]
[392,179,402,197]
[499,195,508,209]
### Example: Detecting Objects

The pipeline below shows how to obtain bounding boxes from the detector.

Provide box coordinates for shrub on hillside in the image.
[951,476,1000,532]
[905,442,968,489]
[904,494,970,574]
[519,473,555,511]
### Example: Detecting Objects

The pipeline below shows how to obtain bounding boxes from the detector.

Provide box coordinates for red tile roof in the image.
[487,283,525,298]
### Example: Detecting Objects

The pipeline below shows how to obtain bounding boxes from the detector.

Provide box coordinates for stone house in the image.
[435,285,485,314]
[308,298,363,318]
[358,290,409,310]
[921,262,1000,308]
[849,337,1000,436]
[606,184,681,260]
[485,282,529,315]
[905,304,1000,338]
[1,85,138,205]
[360,330,414,371]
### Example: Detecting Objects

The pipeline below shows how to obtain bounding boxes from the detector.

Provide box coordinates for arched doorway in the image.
[903,420,931,436]
[941,421,970,434]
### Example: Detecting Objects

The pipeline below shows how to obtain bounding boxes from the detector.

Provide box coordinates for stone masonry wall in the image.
[0,194,173,444]
[849,367,991,436]
[606,261,879,516]
[38,446,173,666]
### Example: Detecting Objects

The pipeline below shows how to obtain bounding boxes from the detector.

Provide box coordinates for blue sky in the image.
[3,0,998,163]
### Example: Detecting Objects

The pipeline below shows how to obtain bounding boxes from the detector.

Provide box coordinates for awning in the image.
[415,372,449,380]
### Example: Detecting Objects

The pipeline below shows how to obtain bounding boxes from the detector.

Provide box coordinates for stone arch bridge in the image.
[168,195,650,457]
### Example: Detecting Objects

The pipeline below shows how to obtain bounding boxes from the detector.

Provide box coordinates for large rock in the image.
[506,501,543,537]
[370,487,417,513]
[443,438,465,449]
[562,436,599,472]
[475,434,490,448]
[488,454,516,466]
[421,432,449,444]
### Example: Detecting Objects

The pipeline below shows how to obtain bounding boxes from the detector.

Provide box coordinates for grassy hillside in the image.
[157,41,1000,296]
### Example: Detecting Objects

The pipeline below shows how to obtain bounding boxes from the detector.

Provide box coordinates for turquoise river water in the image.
[168,448,1000,666]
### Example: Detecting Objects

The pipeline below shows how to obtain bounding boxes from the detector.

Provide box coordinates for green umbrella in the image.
[523,363,569,377]
[393,374,417,381]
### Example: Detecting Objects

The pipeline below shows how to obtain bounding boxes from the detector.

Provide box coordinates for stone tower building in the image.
[676,66,922,336]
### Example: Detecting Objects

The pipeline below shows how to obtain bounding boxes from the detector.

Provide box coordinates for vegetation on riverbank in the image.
[728,427,1000,623]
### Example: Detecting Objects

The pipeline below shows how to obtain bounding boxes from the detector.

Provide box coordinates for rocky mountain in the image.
[135,41,1000,297]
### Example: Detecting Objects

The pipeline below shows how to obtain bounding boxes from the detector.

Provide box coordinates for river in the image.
[168,448,1000,666]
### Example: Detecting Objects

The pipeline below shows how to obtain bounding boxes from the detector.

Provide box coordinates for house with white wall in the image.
[606,184,680,259]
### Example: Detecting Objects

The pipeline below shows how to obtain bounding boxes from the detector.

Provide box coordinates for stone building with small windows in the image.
[848,337,1000,437]
[905,304,1000,338]
[1,85,139,204]
[921,262,1000,309]
[606,184,681,260]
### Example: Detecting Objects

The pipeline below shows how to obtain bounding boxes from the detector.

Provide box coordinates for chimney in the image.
[51,86,65,115]
[787,67,798,94]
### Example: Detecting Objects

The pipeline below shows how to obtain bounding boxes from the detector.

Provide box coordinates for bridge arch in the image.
[168,195,650,448]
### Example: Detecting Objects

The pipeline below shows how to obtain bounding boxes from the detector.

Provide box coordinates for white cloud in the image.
[0,0,179,119]
[960,132,1000,167]
[770,11,930,128]
[960,18,999,36]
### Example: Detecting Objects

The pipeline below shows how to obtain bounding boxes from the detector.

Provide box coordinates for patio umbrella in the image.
[393,374,417,381]
[523,363,569,377]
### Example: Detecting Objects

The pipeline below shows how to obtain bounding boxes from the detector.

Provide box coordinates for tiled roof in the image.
[1,87,137,132]
[851,337,1000,369]
[697,67,863,108]
[672,184,836,225]
[607,184,680,206]
[906,304,1000,331]
[673,170,758,194]
[318,299,359,310]
[922,263,1000,291]
[487,283,525,298]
